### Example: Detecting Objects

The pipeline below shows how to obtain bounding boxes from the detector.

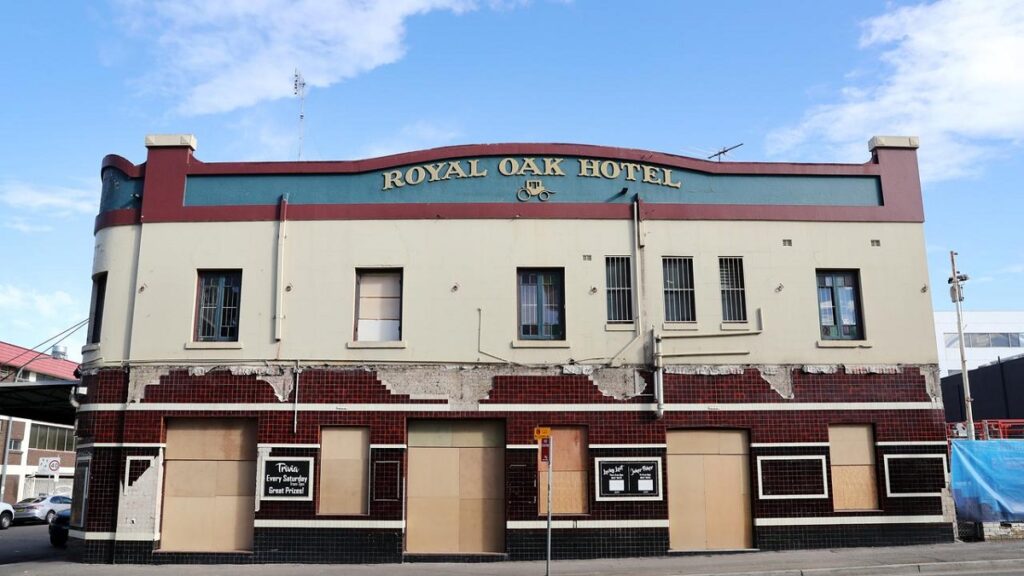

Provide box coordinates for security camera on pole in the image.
[948,251,975,440]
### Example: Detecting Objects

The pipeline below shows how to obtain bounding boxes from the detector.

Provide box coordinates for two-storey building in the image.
[72,134,951,563]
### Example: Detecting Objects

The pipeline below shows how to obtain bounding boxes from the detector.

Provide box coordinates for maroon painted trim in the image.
[94,208,140,233]
[101,154,144,178]
[93,202,919,232]
[185,143,882,177]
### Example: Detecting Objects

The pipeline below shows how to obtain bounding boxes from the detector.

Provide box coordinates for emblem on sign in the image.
[516,179,555,202]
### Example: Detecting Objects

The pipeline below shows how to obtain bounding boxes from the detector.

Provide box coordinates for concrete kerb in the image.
[680,558,1024,576]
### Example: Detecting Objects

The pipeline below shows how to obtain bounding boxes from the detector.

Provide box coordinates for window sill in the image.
[720,322,751,331]
[81,344,100,353]
[604,323,636,332]
[184,341,244,350]
[347,341,407,349]
[816,340,872,349]
[511,340,571,349]
[662,322,700,331]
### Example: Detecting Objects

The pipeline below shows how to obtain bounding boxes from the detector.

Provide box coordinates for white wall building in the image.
[934,310,1024,376]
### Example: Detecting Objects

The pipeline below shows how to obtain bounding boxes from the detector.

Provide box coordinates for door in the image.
[667,430,751,550]
[161,419,257,552]
[406,420,504,553]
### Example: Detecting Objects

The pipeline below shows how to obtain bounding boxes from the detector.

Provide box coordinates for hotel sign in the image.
[382,157,683,192]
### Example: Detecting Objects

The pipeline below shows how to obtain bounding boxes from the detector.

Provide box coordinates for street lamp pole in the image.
[949,251,975,440]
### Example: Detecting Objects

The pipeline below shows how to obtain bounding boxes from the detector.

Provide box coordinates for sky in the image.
[1,0,1022,362]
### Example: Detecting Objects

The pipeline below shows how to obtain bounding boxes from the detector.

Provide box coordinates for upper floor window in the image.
[719,257,747,323]
[663,257,696,322]
[195,270,242,342]
[87,272,107,344]
[29,424,75,452]
[518,268,565,340]
[944,332,1024,348]
[817,270,863,340]
[355,270,402,342]
[605,256,634,323]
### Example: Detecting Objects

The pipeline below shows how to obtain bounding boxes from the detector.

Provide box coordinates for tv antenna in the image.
[707,142,743,162]
[294,69,306,160]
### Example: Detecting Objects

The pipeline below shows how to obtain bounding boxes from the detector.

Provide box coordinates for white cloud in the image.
[3,218,54,234]
[767,0,1024,182]
[360,120,462,158]
[0,285,79,320]
[0,180,98,216]
[121,0,478,116]
[999,263,1024,274]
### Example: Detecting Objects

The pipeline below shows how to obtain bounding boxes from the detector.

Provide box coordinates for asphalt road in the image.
[0,523,65,566]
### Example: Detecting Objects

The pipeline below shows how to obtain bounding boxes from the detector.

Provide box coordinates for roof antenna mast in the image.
[294,69,306,161]
[707,142,743,162]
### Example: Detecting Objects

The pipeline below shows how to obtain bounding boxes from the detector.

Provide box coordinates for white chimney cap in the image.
[868,136,919,151]
[145,134,197,150]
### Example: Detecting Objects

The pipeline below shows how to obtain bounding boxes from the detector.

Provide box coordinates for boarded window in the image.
[355,270,402,342]
[829,424,878,510]
[319,428,369,515]
[538,427,588,515]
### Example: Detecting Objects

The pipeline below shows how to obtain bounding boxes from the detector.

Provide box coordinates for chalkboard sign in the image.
[595,457,663,501]
[261,457,314,501]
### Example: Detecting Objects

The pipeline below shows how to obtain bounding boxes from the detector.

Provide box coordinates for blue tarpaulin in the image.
[951,440,1024,522]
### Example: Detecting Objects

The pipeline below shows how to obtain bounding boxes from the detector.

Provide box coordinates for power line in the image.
[0,319,88,382]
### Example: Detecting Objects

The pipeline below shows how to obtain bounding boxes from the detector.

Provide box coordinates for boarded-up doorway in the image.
[667,430,751,551]
[161,419,257,552]
[406,420,504,554]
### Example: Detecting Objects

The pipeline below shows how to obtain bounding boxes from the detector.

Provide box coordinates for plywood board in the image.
[458,498,504,553]
[407,421,453,447]
[165,419,256,461]
[358,273,401,297]
[321,427,370,459]
[358,297,401,320]
[406,497,459,553]
[704,455,751,549]
[668,454,706,550]
[552,428,586,471]
[538,470,588,515]
[213,495,254,551]
[832,465,879,510]
[459,447,504,500]
[407,447,459,499]
[667,430,717,455]
[319,459,368,514]
[829,425,875,466]
[161,496,213,551]
[451,421,504,448]
[164,461,217,497]
[216,461,256,497]
[717,430,750,455]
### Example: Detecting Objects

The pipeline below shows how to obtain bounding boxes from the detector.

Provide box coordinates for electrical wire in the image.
[1,319,88,382]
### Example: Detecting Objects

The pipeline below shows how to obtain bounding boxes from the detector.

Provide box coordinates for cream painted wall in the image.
[82,218,937,368]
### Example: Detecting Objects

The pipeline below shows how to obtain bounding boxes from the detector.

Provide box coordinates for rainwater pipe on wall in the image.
[610,194,645,366]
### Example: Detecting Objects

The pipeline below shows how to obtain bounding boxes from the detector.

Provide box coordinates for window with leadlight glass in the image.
[817,270,863,340]
[518,268,565,340]
[195,270,242,342]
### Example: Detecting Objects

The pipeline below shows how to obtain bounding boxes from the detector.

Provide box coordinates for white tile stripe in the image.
[79,401,938,413]
[254,519,405,529]
[507,444,539,449]
[589,444,667,449]
[883,454,949,498]
[257,443,320,449]
[754,515,946,527]
[755,456,829,500]
[77,442,165,449]
[750,442,830,448]
[69,530,160,541]
[506,519,669,530]
[876,441,948,446]
[370,444,407,450]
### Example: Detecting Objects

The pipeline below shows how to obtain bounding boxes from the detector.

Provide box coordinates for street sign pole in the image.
[546,435,552,576]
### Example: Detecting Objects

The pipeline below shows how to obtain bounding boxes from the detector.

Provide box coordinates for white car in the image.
[0,501,12,529]
[13,495,71,524]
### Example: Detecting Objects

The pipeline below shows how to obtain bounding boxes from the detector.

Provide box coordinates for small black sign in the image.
[595,458,662,501]
[262,457,314,500]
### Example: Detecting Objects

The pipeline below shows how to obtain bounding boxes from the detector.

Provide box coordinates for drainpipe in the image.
[653,330,664,419]
[610,195,645,367]
[274,194,289,342]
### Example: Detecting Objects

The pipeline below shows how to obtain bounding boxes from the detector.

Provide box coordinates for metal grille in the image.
[196,270,242,341]
[605,256,634,323]
[719,257,747,322]
[663,257,695,322]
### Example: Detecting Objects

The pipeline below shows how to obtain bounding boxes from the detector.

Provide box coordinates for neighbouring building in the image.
[934,310,1024,376]
[72,134,951,564]
[1,341,80,503]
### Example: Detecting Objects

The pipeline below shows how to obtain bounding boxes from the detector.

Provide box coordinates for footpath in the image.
[2,540,1023,576]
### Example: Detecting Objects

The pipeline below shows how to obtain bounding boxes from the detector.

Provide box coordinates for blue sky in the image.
[1,0,1022,361]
